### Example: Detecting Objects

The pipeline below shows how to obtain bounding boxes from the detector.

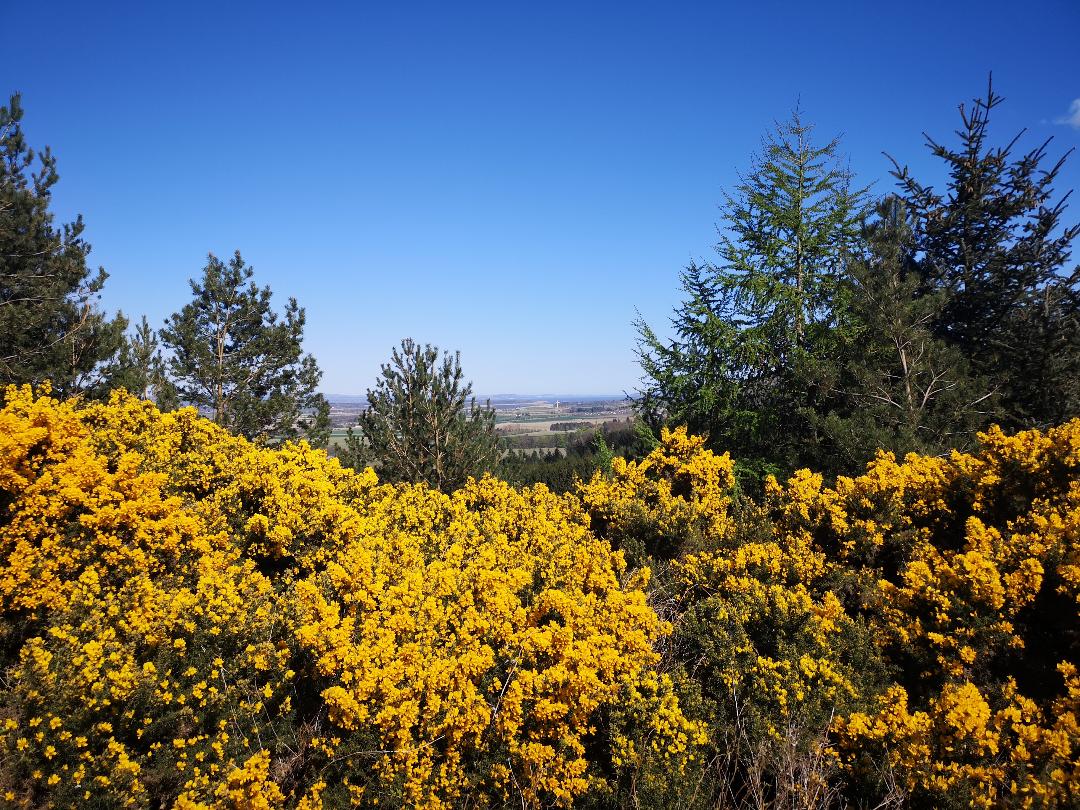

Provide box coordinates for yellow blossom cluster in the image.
[579,426,738,564]
[2,385,1077,808]
[0,387,692,808]
[578,419,1079,807]
[578,428,867,805]
[674,545,859,729]
[765,420,1080,807]
[836,671,1080,808]
[292,476,678,807]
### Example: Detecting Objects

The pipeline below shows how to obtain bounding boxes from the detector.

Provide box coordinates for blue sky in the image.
[7,0,1079,395]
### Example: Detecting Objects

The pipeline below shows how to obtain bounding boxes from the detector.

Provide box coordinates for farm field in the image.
[326,395,632,451]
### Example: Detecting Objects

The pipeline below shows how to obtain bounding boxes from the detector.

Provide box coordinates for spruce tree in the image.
[160,251,330,445]
[344,338,499,492]
[891,79,1080,429]
[819,197,992,466]
[0,92,126,394]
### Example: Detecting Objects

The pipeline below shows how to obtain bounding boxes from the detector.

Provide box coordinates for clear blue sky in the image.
[7,0,1079,395]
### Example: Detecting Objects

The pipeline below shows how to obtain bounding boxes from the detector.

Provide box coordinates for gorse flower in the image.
[0,387,1077,808]
[768,422,1080,807]
[0,386,693,808]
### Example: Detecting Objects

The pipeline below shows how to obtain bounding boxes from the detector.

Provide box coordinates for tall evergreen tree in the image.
[891,79,1080,429]
[344,338,499,492]
[818,196,992,467]
[715,107,868,352]
[105,316,178,408]
[636,108,869,479]
[160,251,330,445]
[634,262,752,449]
[0,92,126,395]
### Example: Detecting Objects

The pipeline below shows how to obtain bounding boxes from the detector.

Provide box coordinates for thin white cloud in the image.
[1055,98,1080,129]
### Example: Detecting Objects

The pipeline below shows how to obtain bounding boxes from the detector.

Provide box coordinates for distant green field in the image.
[326,406,631,454]
[327,429,353,452]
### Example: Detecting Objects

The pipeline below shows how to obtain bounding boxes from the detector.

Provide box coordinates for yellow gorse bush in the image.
[767,421,1080,808]
[293,477,673,807]
[581,421,1079,807]
[580,427,869,806]
[0,387,692,808]
[1,388,1077,808]
[579,426,738,565]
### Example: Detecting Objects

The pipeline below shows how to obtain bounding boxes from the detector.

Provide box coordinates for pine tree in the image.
[635,108,869,479]
[891,79,1080,429]
[0,93,126,394]
[344,338,499,492]
[105,316,178,408]
[160,251,330,445]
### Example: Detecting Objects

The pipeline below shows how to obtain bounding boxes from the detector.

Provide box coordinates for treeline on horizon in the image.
[2,81,1080,810]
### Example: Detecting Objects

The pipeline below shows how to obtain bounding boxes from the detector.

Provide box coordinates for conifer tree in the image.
[715,107,868,351]
[344,338,499,492]
[636,108,869,478]
[160,251,330,445]
[0,93,126,394]
[891,79,1080,428]
[106,316,178,408]
[819,196,992,466]
[634,262,750,446]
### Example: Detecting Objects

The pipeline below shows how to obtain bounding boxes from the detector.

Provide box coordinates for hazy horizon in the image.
[323,392,630,402]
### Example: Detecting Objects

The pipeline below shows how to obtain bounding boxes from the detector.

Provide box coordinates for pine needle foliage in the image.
[160,251,329,446]
[345,338,499,492]
[0,92,126,395]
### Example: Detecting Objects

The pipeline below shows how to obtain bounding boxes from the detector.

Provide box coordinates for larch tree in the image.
[634,262,751,448]
[636,107,869,480]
